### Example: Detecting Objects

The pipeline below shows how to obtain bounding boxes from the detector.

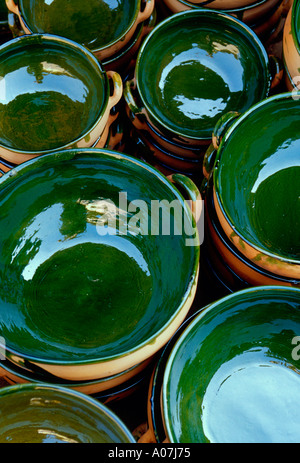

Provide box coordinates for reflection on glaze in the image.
[20,0,137,49]
[0,152,198,362]
[138,13,269,139]
[202,349,300,443]
[0,37,105,151]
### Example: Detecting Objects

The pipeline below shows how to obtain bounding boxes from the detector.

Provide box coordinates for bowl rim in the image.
[291,0,300,52]
[162,285,300,443]
[170,0,278,13]
[0,33,110,155]
[0,382,136,442]
[18,0,144,53]
[0,148,200,367]
[135,9,271,141]
[213,91,300,267]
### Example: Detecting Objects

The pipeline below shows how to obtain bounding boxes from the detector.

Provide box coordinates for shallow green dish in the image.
[134,9,271,143]
[0,149,200,381]
[213,92,300,279]
[0,33,115,158]
[162,286,300,443]
[291,0,300,51]
[0,383,135,443]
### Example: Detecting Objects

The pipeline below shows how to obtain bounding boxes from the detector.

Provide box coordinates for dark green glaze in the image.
[0,0,7,20]
[214,93,300,263]
[136,10,271,141]
[19,0,141,51]
[0,383,135,443]
[0,149,199,364]
[292,0,300,53]
[163,286,300,443]
[0,34,108,152]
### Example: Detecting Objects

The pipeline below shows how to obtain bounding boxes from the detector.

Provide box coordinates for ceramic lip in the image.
[0,382,136,442]
[172,0,278,13]
[161,285,300,443]
[291,0,300,52]
[0,148,200,367]
[0,33,110,155]
[18,0,145,53]
[213,91,300,267]
[135,9,271,141]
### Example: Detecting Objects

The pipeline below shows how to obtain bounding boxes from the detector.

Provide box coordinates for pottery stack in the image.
[0,0,298,445]
[158,0,293,41]
[123,8,281,179]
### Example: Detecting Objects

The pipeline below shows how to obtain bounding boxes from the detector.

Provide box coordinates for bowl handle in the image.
[212,111,240,150]
[123,79,148,130]
[106,71,123,112]
[136,0,155,26]
[269,55,284,90]
[167,173,203,225]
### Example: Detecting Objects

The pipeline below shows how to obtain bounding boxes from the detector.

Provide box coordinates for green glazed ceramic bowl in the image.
[0,34,123,165]
[131,10,272,146]
[7,0,155,60]
[162,286,300,443]
[0,149,200,381]
[0,383,135,443]
[212,92,300,279]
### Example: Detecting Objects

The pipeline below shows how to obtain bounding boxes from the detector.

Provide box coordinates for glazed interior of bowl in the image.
[0,34,107,152]
[292,0,300,50]
[0,384,135,443]
[162,286,300,443]
[136,10,270,140]
[19,0,140,51]
[214,93,300,263]
[0,149,199,366]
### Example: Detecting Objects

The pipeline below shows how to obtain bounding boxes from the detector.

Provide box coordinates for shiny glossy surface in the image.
[0,384,135,443]
[292,0,300,50]
[20,0,140,51]
[214,93,300,263]
[0,149,199,365]
[0,34,107,152]
[162,287,300,443]
[136,10,270,140]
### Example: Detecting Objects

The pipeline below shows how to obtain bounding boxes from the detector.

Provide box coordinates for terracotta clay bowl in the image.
[126,10,274,147]
[0,149,200,381]
[6,0,155,60]
[0,33,123,165]
[162,286,300,443]
[0,383,135,443]
[210,92,300,280]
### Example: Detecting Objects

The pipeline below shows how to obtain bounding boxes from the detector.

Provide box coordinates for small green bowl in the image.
[0,383,135,443]
[212,92,300,279]
[162,286,300,443]
[8,0,155,60]
[133,9,272,145]
[0,149,200,381]
[0,34,122,164]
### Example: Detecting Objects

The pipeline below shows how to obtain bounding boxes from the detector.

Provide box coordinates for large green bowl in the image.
[0,383,135,443]
[162,286,300,443]
[212,92,300,279]
[0,34,122,164]
[133,9,272,145]
[0,149,200,381]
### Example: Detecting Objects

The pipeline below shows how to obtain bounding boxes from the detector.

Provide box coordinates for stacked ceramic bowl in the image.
[158,0,293,40]
[123,9,280,178]
[0,383,136,443]
[283,0,300,91]
[6,0,155,76]
[202,92,300,289]
[0,148,200,402]
[142,286,300,443]
[0,32,124,168]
